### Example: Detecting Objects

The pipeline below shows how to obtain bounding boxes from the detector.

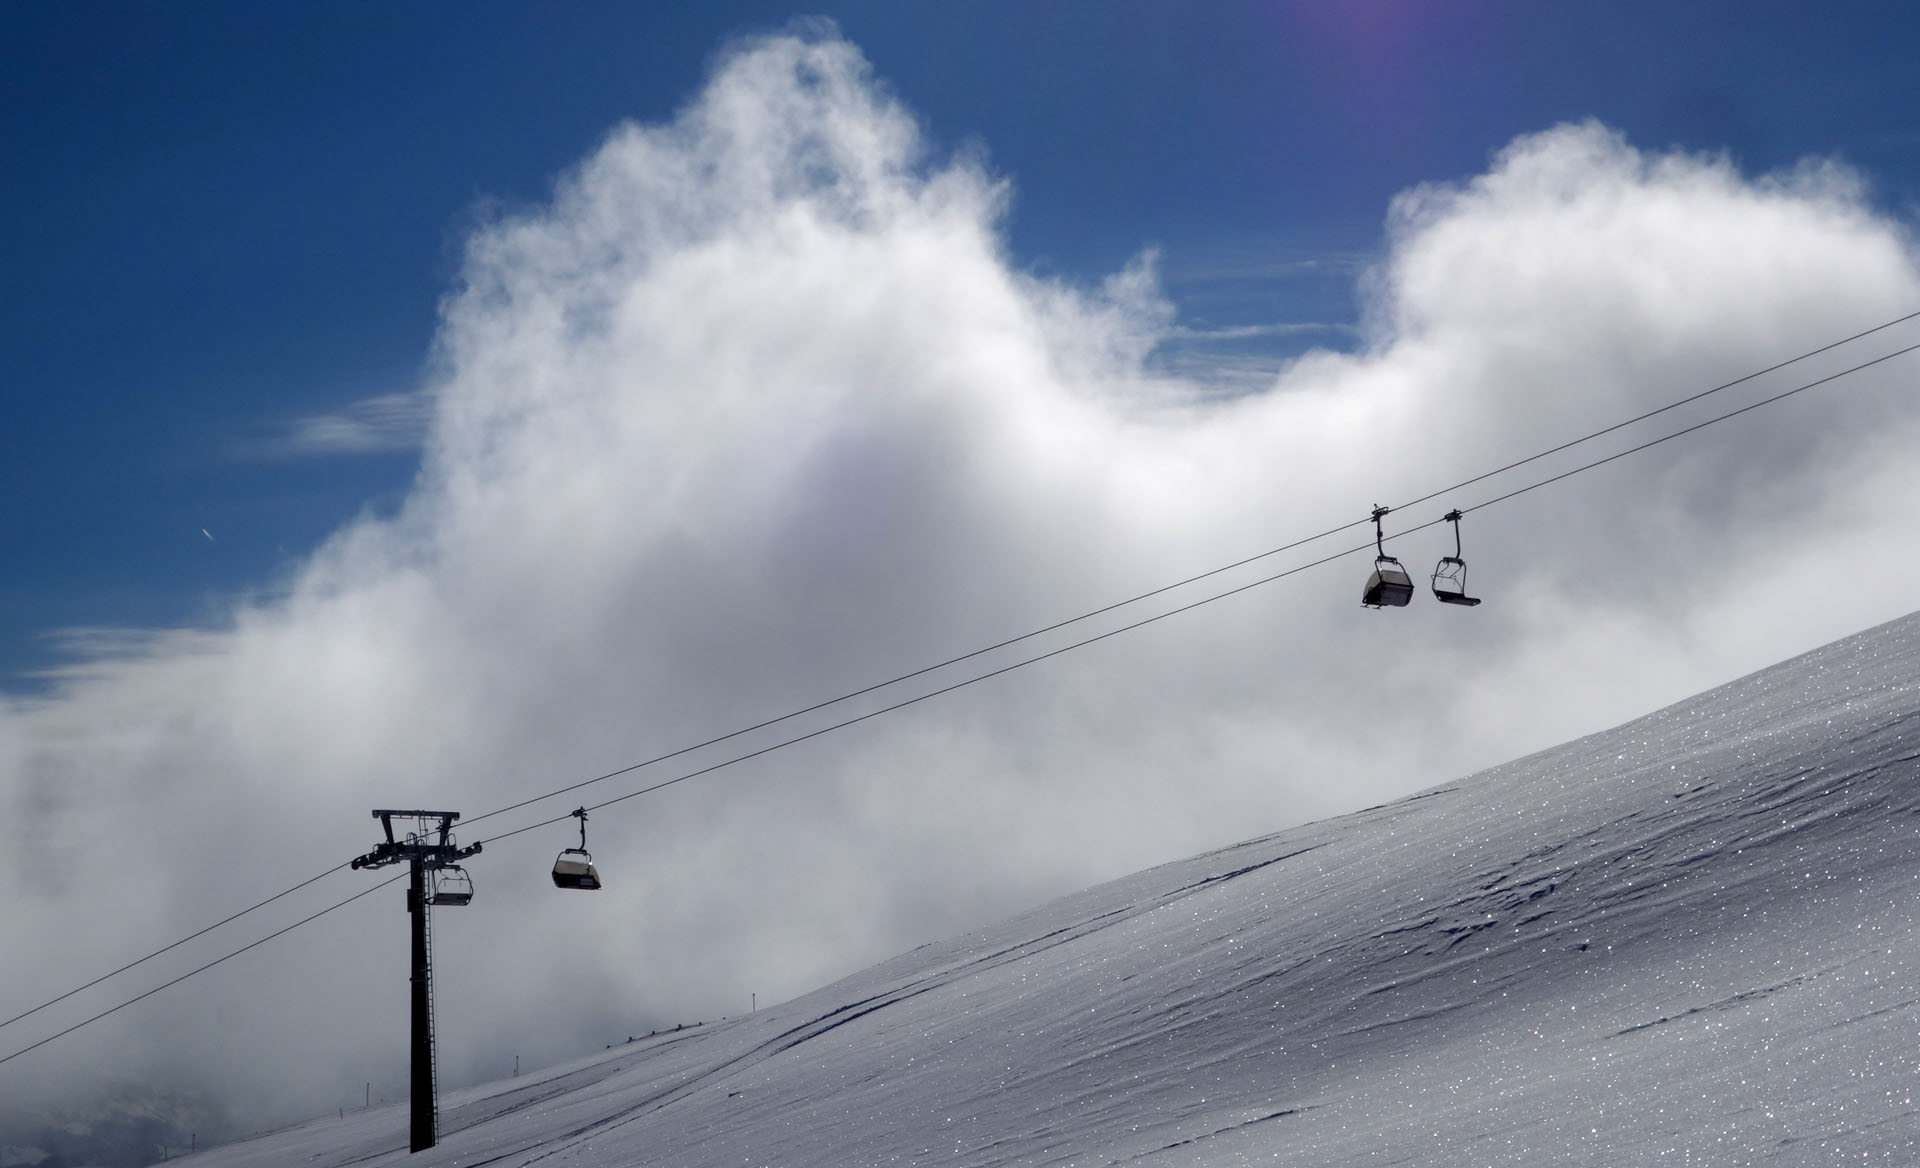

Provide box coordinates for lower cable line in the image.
[479,533,1400,846]
[0,861,353,1036]
[1459,339,1920,515]
[0,872,407,1068]
[481,335,1920,839]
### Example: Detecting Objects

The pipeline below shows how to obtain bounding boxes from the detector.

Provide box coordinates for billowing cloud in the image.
[4,29,1920,1133]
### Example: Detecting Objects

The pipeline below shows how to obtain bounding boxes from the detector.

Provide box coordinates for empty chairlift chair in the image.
[1362,505,1415,608]
[428,864,474,907]
[552,807,602,891]
[1430,509,1482,607]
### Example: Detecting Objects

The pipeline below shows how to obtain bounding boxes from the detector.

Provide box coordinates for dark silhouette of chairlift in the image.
[428,864,474,907]
[1362,505,1414,608]
[1431,509,1483,607]
[552,807,602,891]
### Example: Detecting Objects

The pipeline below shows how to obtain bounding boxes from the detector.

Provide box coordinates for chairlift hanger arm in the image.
[1443,509,1464,559]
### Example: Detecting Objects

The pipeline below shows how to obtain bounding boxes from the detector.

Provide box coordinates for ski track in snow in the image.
[184,612,1920,1166]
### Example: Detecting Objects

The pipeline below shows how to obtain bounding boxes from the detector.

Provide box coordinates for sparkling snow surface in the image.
[187,614,1920,1166]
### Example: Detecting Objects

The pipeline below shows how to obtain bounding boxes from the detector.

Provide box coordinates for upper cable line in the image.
[482,329,1920,838]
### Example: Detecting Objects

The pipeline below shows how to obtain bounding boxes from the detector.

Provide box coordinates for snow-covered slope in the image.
[185,612,1920,1166]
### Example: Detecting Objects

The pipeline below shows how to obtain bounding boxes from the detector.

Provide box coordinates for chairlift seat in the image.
[1363,558,1414,608]
[553,848,602,891]
[1431,556,1482,606]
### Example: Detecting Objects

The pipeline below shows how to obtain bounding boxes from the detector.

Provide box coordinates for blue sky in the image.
[8,1,1920,684]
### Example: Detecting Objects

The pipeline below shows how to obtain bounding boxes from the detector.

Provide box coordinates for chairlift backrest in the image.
[552,848,602,891]
[1363,558,1414,608]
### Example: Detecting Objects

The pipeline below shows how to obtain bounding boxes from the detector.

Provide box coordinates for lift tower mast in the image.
[351,810,481,1153]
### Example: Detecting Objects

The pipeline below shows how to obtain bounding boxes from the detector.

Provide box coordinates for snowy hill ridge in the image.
[189,612,1920,1166]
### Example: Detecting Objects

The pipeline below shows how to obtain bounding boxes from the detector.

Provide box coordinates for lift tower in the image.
[351,810,481,1153]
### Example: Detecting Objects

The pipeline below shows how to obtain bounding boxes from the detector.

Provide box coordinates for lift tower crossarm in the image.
[351,811,480,872]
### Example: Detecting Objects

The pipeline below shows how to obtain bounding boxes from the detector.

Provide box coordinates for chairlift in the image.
[552,807,602,891]
[429,864,474,907]
[1361,505,1414,608]
[1431,509,1483,607]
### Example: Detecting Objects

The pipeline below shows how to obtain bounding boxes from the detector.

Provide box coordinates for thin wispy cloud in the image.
[1159,247,1376,287]
[1163,321,1360,341]
[248,390,435,458]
